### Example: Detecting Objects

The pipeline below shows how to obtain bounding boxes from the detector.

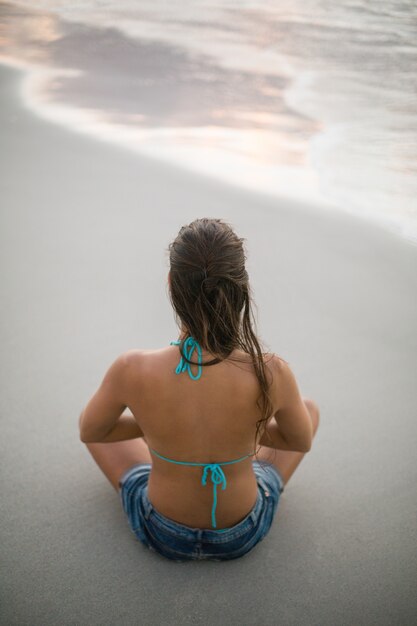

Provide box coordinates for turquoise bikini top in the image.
[149,336,254,529]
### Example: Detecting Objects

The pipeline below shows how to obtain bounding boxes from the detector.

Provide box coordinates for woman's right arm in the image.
[260,358,313,452]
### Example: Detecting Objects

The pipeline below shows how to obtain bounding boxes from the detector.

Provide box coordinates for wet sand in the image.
[1,63,417,625]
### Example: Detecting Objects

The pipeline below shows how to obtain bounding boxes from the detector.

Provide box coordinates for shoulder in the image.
[113,346,175,378]
[262,352,292,410]
[108,349,142,370]
[103,350,155,400]
[229,349,287,377]
[263,352,288,377]
[99,351,137,390]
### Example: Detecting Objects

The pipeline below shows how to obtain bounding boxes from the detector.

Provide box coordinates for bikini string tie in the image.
[170,336,203,381]
[202,463,227,529]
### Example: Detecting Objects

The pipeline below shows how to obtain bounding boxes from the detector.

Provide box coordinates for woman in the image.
[79,218,319,561]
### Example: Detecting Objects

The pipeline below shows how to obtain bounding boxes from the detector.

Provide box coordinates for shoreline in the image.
[1,55,416,247]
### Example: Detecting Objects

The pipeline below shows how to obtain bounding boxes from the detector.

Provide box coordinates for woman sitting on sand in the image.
[79,217,319,561]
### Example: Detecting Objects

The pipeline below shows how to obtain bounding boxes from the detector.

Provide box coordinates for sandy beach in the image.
[1,61,417,624]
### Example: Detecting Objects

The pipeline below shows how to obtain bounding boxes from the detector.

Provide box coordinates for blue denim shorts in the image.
[118,460,284,562]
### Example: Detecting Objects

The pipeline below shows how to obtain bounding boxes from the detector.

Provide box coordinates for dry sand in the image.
[1,63,417,625]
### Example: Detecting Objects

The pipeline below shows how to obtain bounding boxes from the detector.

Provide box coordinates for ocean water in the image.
[1,1,416,242]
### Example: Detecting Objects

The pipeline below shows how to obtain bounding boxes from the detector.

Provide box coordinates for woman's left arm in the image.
[79,353,144,443]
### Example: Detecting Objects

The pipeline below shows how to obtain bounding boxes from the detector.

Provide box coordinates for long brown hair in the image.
[168,218,274,453]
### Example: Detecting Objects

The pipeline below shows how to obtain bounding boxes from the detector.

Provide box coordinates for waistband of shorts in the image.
[141,483,264,539]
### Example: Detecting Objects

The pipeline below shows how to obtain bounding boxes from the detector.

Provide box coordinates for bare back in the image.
[124,344,280,529]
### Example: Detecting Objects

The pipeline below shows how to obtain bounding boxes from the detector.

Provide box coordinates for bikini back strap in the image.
[149,448,254,528]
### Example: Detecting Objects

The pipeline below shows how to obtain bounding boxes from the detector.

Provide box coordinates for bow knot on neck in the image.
[170,336,203,381]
